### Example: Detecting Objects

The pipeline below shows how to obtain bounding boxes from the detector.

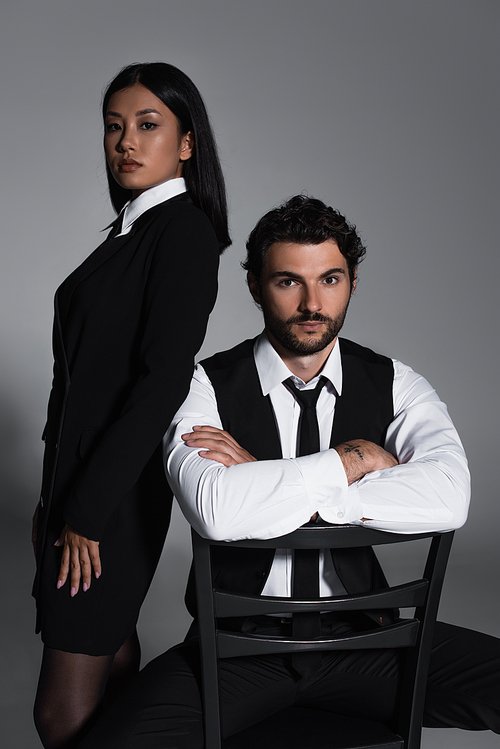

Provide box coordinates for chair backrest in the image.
[192,523,454,749]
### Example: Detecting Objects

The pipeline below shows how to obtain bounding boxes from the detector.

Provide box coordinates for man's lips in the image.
[296,321,325,331]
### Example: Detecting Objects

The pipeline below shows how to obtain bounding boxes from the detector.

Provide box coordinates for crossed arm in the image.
[183,425,397,483]
[163,362,470,541]
[181,427,397,522]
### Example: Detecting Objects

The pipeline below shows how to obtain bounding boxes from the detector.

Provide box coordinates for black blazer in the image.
[36,193,219,568]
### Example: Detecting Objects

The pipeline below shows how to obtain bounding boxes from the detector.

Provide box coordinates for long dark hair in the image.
[102,62,231,251]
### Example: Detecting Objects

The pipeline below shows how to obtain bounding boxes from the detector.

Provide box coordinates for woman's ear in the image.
[180,131,194,162]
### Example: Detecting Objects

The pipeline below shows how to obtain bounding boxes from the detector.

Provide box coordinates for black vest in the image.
[185,337,394,621]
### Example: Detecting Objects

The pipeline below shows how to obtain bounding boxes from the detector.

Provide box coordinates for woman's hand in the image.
[32,503,39,557]
[182,425,257,467]
[54,525,101,597]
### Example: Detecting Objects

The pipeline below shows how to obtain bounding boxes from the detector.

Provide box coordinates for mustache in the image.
[286,312,333,324]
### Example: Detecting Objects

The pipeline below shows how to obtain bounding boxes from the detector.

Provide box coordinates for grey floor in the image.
[2,503,499,748]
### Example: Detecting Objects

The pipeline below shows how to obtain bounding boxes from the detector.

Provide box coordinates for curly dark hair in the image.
[243,195,366,287]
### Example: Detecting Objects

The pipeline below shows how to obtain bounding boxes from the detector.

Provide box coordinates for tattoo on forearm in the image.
[343,442,364,460]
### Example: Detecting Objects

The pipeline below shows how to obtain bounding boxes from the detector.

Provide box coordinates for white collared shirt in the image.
[110,177,187,237]
[163,333,470,596]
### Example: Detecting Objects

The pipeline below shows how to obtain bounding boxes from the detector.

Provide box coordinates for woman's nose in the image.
[118,126,137,152]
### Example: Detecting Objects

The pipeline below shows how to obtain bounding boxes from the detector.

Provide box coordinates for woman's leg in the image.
[34,631,141,749]
[104,629,141,706]
[34,646,114,749]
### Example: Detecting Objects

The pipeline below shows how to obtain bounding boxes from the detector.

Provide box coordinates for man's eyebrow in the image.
[320,267,346,277]
[269,268,346,280]
[105,108,162,118]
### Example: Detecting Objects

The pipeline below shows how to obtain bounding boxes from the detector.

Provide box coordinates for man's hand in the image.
[54,525,101,596]
[334,439,398,485]
[182,425,257,467]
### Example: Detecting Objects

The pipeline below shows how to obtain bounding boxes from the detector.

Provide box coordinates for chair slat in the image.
[218,619,419,658]
[193,526,454,749]
[214,579,428,617]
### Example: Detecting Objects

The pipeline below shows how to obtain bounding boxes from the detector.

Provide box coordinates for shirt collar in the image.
[254,331,343,396]
[103,177,187,236]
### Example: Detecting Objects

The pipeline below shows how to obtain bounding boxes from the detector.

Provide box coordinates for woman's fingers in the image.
[55,525,101,595]
[89,544,102,581]
[57,535,70,589]
[70,543,82,596]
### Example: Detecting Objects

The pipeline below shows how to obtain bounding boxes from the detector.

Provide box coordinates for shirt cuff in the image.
[294,448,362,523]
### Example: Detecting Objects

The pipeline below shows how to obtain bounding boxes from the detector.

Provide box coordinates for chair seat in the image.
[224,706,404,749]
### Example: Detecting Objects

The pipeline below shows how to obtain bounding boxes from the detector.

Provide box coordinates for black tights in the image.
[34,630,141,749]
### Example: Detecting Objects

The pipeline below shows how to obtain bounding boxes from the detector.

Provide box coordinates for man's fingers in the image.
[183,430,231,444]
[182,427,256,465]
[199,449,237,467]
[184,435,236,456]
[184,426,238,446]
[185,436,230,448]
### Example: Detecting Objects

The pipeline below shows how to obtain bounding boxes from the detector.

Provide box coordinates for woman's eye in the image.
[106,123,121,132]
[140,122,157,130]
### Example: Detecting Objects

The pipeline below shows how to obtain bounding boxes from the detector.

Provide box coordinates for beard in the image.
[263,305,349,357]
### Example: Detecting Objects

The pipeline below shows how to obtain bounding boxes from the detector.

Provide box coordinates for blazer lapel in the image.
[65,192,192,292]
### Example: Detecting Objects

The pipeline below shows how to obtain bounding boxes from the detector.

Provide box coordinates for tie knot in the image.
[284,376,327,411]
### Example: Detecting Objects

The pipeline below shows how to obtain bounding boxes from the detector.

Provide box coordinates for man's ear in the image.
[180,131,194,162]
[247,272,261,305]
[350,268,357,297]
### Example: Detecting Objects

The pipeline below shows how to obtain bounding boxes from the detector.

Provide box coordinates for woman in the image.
[32,62,230,749]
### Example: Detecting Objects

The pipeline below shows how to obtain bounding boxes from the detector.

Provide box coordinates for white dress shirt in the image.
[163,333,470,596]
[107,177,187,237]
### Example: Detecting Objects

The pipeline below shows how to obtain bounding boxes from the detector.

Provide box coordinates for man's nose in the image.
[299,285,322,312]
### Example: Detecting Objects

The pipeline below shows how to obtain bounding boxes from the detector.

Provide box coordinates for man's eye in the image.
[279,279,297,287]
[323,276,338,285]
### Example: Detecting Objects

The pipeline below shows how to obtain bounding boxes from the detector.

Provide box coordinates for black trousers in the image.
[79,621,500,748]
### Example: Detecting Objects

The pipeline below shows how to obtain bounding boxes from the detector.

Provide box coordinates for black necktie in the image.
[284,376,327,678]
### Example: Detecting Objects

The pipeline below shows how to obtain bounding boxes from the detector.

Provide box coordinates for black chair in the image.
[192,523,454,749]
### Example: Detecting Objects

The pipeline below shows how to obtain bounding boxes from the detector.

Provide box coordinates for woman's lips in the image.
[118,160,141,172]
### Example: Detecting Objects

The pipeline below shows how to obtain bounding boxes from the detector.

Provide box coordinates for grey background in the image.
[1,1,498,746]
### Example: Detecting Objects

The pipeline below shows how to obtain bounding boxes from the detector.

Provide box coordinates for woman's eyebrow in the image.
[105,108,162,118]
[136,108,162,116]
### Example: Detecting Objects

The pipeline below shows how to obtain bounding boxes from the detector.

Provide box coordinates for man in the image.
[81,196,499,748]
